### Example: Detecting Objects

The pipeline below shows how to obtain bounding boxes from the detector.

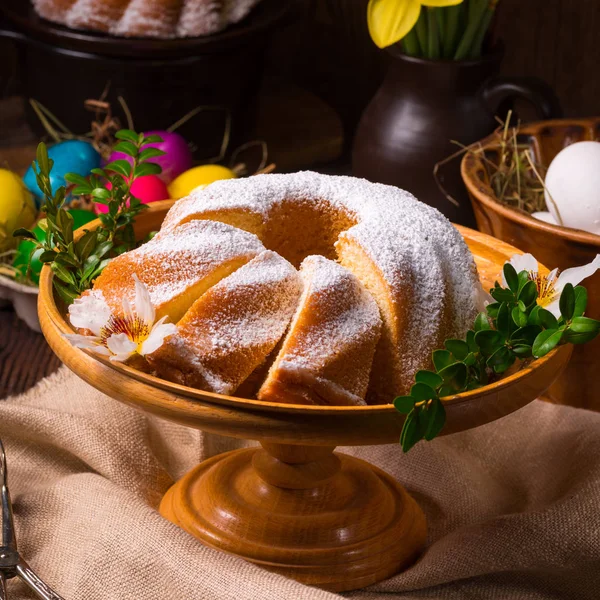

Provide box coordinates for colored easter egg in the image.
[0,169,37,252]
[23,140,101,207]
[12,209,95,284]
[167,165,237,199]
[94,175,169,214]
[107,130,193,185]
[545,141,600,235]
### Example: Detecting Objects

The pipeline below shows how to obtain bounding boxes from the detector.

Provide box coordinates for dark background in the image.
[1,0,599,140]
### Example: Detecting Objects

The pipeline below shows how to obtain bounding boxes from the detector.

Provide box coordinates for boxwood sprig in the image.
[13,130,165,304]
[395,262,600,453]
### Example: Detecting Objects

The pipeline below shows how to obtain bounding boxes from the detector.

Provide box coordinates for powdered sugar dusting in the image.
[33,0,263,38]
[151,250,302,394]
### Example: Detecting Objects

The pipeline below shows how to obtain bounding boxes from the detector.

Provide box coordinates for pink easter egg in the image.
[95,175,169,214]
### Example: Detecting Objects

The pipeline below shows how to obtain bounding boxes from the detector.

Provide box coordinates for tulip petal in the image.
[555,255,600,291]
[422,0,463,6]
[68,291,111,336]
[133,273,155,326]
[368,0,421,48]
[140,318,178,356]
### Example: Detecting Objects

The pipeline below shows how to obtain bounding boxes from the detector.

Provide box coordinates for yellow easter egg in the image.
[0,169,37,252]
[167,165,237,199]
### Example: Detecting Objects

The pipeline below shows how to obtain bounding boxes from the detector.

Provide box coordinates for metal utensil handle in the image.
[0,571,7,600]
[16,562,65,600]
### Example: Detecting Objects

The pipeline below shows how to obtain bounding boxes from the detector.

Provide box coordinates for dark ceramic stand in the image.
[352,45,561,226]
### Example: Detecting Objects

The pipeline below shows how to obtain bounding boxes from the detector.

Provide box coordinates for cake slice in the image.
[147,250,302,395]
[93,220,265,323]
[258,255,382,406]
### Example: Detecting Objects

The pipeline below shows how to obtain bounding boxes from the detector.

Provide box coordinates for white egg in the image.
[545,141,600,235]
[531,211,558,225]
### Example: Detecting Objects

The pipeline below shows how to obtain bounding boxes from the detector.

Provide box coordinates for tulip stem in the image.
[442,5,462,58]
[415,9,428,58]
[454,0,489,60]
[427,8,440,60]
[402,28,421,57]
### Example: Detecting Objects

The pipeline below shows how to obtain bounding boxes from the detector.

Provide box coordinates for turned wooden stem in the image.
[254,443,340,489]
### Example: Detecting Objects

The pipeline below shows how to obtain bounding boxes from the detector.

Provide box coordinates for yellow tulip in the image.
[368,0,464,48]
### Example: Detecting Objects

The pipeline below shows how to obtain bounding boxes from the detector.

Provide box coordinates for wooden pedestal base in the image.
[160,444,427,592]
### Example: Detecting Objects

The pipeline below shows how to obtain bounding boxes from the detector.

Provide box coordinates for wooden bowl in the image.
[462,118,600,411]
[37,201,572,592]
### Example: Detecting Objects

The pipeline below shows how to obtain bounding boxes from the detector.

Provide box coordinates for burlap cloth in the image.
[2,366,600,599]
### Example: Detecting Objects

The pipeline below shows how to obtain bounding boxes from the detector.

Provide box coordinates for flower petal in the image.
[422,0,463,5]
[140,318,178,356]
[68,291,111,336]
[554,255,600,291]
[133,273,155,325]
[508,253,539,276]
[121,297,135,323]
[367,0,421,48]
[106,333,137,361]
[64,334,111,356]
[544,298,561,318]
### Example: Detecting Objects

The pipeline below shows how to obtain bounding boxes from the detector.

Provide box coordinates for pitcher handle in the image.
[482,76,563,121]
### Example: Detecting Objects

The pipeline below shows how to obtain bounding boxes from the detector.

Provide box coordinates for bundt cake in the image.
[77,172,482,405]
[148,250,302,395]
[32,0,263,38]
[159,172,482,402]
[258,255,382,407]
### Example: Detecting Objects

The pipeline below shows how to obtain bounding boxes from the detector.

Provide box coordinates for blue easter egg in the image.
[23,140,101,208]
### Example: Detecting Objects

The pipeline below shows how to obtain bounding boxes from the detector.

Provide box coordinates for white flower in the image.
[503,253,600,317]
[65,275,177,362]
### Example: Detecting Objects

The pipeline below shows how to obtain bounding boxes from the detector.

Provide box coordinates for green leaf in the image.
[445,339,469,360]
[559,283,576,321]
[394,396,416,414]
[415,370,443,389]
[75,230,98,262]
[463,352,477,366]
[92,188,112,200]
[410,383,437,402]
[511,343,532,358]
[94,240,113,259]
[36,142,50,175]
[142,134,164,144]
[503,263,519,292]
[104,160,133,178]
[437,362,467,392]
[562,330,599,345]
[401,410,423,453]
[90,168,107,178]
[134,162,162,177]
[474,312,491,332]
[139,147,167,162]
[39,250,58,263]
[432,349,453,371]
[512,306,528,328]
[532,328,563,358]
[465,330,477,353]
[13,228,37,240]
[51,262,76,286]
[115,129,140,143]
[424,399,446,441]
[54,253,79,268]
[474,329,504,354]
[486,302,501,319]
[496,302,511,336]
[491,287,515,303]
[486,345,515,373]
[511,325,542,346]
[568,316,600,334]
[64,172,90,186]
[518,279,538,307]
[53,281,79,305]
[517,270,530,294]
[538,308,558,330]
[112,141,138,157]
[573,286,588,317]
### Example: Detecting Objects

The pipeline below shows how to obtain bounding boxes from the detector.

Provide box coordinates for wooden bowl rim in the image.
[38,204,565,418]
[461,117,600,248]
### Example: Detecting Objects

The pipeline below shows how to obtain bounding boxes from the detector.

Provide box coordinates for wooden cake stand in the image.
[38,202,572,592]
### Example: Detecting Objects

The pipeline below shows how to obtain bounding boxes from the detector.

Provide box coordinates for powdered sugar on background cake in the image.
[32,0,264,38]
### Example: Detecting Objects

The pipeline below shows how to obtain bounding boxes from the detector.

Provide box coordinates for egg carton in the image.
[0,275,40,332]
